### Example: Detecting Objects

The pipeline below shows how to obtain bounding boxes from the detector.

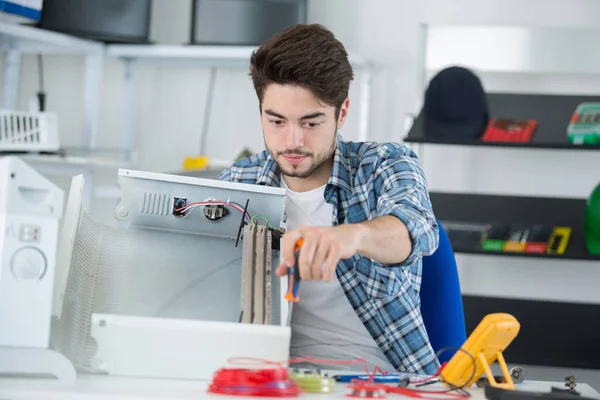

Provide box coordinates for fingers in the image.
[275,264,288,277]
[277,226,341,281]
[299,228,320,280]
[279,228,304,270]
[322,241,340,282]
[310,233,330,281]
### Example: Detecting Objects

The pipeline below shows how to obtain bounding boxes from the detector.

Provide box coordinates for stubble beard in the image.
[266,128,337,179]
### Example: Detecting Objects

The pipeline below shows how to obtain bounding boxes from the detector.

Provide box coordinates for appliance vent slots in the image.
[141,192,170,216]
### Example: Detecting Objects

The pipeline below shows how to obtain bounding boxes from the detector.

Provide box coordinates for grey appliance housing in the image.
[36,0,152,43]
[190,0,307,46]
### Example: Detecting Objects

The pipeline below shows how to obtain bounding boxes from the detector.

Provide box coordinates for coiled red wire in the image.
[207,367,300,397]
[207,356,468,399]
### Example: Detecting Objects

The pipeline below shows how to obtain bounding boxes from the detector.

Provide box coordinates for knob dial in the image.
[11,247,47,280]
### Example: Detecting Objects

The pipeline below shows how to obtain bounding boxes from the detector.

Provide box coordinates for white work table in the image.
[0,373,598,400]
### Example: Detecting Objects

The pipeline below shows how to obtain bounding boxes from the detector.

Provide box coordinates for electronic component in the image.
[481,118,537,143]
[240,224,275,325]
[476,366,526,387]
[524,226,552,254]
[559,376,577,394]
[567,102,600,145]
[204,203,229,221]
[547,227,571,255]
[172,197,187,218]
[347,382,386,398]
[481,224,511,252]
[511,366,526,383]
[503,229,528,252]
[440,313,520,389]
[52,168,290,381]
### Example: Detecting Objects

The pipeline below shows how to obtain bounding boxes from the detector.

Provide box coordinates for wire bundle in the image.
[207,349,475,398]
[207,367,300,397]
[174,199,251,223]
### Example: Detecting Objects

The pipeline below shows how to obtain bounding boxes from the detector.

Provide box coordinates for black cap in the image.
[423,66,489,140]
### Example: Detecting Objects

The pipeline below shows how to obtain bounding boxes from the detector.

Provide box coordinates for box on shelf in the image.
[567,102,600,145]
[0,0,43,22]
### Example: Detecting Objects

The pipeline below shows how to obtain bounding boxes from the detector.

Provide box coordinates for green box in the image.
[481,239,506,251]
[567,103,600,145]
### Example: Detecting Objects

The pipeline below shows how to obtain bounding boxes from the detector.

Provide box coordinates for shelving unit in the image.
[411,24,600,370]
[0,20,104,148]
[430,192,598,261]
[105,44,372,157]
[0,20,137,208]
[0,21,372,209]
[410,23,600,259]
[406,92,600,150]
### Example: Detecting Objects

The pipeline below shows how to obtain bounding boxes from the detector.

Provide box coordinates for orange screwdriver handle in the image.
[285,239,303,302]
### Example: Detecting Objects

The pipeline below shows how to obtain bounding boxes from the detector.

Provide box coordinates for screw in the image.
[510,366,525,383]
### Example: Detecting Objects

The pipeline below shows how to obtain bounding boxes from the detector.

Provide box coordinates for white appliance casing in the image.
[51,168,291,381]
[0,156,63,348]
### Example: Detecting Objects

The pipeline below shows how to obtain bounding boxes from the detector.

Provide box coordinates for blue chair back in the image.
[420,220,467,363]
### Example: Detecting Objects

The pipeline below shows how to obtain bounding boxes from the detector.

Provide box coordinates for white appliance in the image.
[0,156,75,383]
[51,168,291,381]
[0,110,60,153]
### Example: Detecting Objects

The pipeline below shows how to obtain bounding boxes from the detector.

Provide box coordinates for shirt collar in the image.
[256,132,353,193]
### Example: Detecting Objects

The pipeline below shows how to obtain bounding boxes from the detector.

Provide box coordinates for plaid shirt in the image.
[219,133,440,375]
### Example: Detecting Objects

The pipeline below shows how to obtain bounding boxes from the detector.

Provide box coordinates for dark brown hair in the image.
[249,24,354,117]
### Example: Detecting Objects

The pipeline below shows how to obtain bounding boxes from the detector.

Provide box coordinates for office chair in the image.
[420,219,467,363]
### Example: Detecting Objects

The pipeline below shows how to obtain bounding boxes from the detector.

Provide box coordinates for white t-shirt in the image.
[281,179,397,372]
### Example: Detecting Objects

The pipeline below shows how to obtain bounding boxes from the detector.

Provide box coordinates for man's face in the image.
[261,83,349,179]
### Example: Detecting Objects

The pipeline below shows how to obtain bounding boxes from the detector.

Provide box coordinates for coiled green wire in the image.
[289,372,336,393]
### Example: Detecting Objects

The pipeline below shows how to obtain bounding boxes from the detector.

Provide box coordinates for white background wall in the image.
[3,0,600,385]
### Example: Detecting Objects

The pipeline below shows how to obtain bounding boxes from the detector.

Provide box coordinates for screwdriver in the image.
[285,239,303,302]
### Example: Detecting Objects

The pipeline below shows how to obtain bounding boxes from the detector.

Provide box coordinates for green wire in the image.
[251,215,272,228]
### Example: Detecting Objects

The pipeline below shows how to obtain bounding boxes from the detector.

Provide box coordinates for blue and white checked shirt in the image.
[219,133,440,375]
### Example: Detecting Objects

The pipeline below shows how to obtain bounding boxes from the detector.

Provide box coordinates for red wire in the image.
[209,351,462,399]
[409,362,447,385]
[208,366,300,397]
[175,200,251,221]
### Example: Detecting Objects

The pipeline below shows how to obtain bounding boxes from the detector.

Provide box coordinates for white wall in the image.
[6,0,600,314]
[3,0,600,383]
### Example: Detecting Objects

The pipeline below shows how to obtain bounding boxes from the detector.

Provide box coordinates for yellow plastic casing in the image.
[182,156,210,171]
[441,313,520,390]
[547,227,572,255]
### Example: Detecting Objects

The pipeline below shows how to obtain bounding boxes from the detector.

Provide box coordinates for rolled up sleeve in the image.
[373,145,439,266]
[219,167,233,182]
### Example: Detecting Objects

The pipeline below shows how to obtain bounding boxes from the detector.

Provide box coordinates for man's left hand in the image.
[275,224,363,281]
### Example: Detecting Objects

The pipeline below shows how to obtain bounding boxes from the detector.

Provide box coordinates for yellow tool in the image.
[441,313,520,390]
[547,227,571,255]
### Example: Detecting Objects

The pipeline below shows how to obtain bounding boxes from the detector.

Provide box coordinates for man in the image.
[220,24,440,375]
